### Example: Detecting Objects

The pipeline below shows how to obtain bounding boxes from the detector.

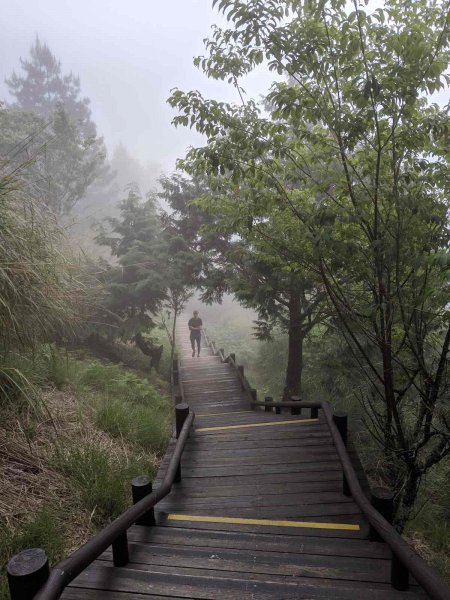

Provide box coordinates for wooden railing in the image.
[202,330,450,600]
[7,360,195,600]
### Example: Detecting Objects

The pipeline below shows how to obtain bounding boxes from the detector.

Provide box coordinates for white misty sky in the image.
[0,0,273,173]
[1,0,448,174]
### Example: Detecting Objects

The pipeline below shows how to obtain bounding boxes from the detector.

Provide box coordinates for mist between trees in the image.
[0,0,450,587]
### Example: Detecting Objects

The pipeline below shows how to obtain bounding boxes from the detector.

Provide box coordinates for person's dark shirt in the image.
[188,317,202,332]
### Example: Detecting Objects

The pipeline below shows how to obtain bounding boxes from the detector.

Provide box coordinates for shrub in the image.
[54,442,156,526]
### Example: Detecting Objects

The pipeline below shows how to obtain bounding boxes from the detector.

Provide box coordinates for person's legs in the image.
[190,334,195,357]
[196,333,201,356]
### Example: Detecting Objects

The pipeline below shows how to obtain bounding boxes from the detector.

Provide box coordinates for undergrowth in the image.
[0,343,171,599]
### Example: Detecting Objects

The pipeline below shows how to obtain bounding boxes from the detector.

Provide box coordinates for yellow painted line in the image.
[196,418,319,432]
[167,514,360,531]
[196,410,252,417]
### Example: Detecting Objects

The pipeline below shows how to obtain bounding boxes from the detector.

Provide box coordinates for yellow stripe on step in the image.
[167,514,360,531]
[196,418,319,432]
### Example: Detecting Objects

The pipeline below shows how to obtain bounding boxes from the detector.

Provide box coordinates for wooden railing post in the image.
[333,412,350,496]
[112,532,129,566]
[264,396,273,413]
[250,389,257,403]
[290,395,302,415]
[229,352,236,363]
[391,552,410,591]
[311,406,319,419]
[175,403,190,482]
[370,487,394,541]
[237,365,245,390]
[132,476,155,526]
[7,549,49,600]
[333,412,348,446]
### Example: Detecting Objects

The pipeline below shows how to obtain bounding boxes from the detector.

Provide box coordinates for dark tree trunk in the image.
[282,293,304,401]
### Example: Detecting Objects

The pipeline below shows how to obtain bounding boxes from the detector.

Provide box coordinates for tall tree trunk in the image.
[170,307,178,366]
[282,293,304,401]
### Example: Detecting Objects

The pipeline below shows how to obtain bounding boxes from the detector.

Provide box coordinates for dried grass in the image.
[0,384,159,543]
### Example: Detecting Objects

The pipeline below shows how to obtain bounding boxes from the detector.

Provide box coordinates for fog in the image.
[0,0,273,172]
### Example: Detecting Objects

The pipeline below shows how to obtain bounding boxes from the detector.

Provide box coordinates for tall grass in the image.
[75,359,171,454]
[54,442,156,526]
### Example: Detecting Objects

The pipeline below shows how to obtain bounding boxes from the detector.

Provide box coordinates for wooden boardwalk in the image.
[63,315,427,599]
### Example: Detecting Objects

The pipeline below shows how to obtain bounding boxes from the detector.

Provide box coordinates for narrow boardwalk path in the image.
[64,315,426,599]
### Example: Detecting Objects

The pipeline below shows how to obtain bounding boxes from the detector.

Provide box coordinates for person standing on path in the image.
[188,310,202,357]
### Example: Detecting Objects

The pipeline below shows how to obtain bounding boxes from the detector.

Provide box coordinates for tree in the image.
[6,36,94,136]
[159,172,326,399]
[3,37,107,214]
[168,0,450,526]
[96,184,196,368]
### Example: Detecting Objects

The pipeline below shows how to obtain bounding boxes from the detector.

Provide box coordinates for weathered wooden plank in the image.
[70,562,425,599]
[100,541,394,584]
[157,490,353,509]
[127,525,390,558]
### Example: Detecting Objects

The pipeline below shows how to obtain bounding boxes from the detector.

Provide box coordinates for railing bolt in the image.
[264,396,273,413]
[290,395,302,415]
[132,476,155,526]
[7,548,49,600]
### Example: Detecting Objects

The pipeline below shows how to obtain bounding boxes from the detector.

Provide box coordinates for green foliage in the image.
[0,505,65,600]
[170,0,450,526]
[75,359,171,453]
[0,169,80,352]
[54,442,155,526]
[3,37,107,214]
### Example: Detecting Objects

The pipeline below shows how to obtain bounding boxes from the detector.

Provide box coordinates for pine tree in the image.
[6,36,94,137]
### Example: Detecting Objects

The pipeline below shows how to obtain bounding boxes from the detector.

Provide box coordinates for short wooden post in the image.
[275,403,281,415]
[290,395,302,415]
[333,412,348,447]
[175,403,189,482]
[391,552,409,590]
[7,548,49,600]
[229,352,236,363]
[112,532,129,566]
[370,487,394,542]
[132,476,155,526]
[237,365,245,390]
[264,396,273,413]
[310,406,319,419]
[342,474,351,497]
[250,389,257,403]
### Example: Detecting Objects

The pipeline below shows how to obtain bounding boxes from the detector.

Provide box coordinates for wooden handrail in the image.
[10,407,195,600]
[251,399,450,600]
[200,333,449,599]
